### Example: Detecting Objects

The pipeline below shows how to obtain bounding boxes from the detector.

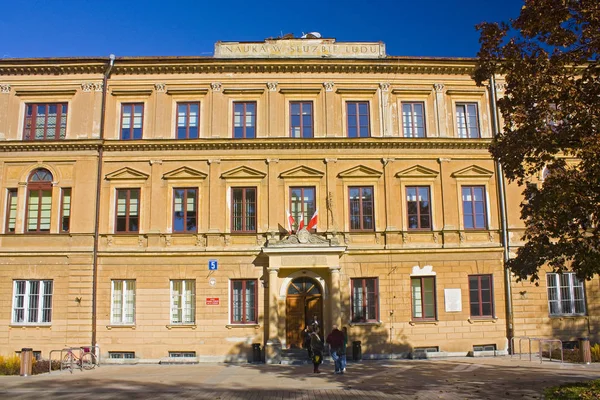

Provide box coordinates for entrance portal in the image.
[285,277,322,349]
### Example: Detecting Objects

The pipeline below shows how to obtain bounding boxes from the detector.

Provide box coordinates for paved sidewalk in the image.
[1,357,599,399]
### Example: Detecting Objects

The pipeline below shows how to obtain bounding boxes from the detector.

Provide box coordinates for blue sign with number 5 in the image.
[209,260,218,270]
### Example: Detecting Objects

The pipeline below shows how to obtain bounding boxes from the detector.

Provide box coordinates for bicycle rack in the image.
[510,336,563,364]
[48,345,101,373]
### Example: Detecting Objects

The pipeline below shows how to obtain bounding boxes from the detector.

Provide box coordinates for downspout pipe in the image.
[92,54,115,348]
[489,75,513,353]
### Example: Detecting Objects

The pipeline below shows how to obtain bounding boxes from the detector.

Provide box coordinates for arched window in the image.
[26,169,53,232]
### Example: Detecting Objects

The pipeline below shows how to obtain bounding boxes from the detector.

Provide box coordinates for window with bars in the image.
[120,103,144,140]
[26,169,53,233]
[12,280,53,324]
[406,186,431,230]
[290,102,313,138]
[176,102,200,139]
[231,187,256,232]
[411,276,436,320]
[351,278,379,322]
[115,188,140,233]
[173,188,197,233]
[349,186,374,231]
[456,103,480,138]
[5,189,17,234]
[170,280,196,324]
[547,273,586,316]
[469,274,494,317]
[60,188,71,233]
[233,102,256,139]
[462,186,487,230]
[111,280,136,325]
[402,102,426,137]
[231,279,257,324]
[346,101,370,138]
[290,187,315,231]
[23,103,67,140]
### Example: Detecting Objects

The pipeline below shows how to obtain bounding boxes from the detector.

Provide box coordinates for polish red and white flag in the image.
[298,218,305,230]
[307,209,318,231]
[287,210,295,233]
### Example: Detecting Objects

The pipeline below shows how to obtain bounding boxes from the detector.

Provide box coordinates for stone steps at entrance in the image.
[281,348,331,365]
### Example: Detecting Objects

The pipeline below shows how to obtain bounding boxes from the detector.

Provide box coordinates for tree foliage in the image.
[473,0,600,281]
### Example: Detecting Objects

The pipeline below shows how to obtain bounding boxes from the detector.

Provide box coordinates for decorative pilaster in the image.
[154,83,166,92]
[266,82,278,92]
[330,266,341,327]
[323,82,334,92]
[0,84,10,94]
[433,83,447,137]
[210,82,222,92]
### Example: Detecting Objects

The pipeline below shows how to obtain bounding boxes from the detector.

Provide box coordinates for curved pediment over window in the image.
[337,165,382,179]
[279,165,324,179]
[162,166,207,180]
[220,165,267,180]
[105,167,149,181]
[395,165,439,179]
[450,165,493,179]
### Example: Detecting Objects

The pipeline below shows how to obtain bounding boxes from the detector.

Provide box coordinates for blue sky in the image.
[0,0,525,59]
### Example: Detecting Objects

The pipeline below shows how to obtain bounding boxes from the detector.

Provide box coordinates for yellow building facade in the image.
[0,38,597,363]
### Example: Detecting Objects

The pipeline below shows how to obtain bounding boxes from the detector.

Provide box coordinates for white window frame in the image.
[547,273,586,316]
[170,279,195,324]
[12,280,53,324]
[110,279,136,325]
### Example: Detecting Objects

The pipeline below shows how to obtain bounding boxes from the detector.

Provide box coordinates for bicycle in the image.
[62,347,97,371]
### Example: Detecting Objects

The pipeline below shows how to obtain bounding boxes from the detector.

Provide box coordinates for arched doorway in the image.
[285,277,323,349]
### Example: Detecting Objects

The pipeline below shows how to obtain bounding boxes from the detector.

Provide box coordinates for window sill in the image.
[10,324,52,328]
[467,317,498,324]
[106,325,136,330]
[409,320,438,326]
[548,315,588,320]
[166,324,197,330]
[348,321,382,327]
[226,324,261,329]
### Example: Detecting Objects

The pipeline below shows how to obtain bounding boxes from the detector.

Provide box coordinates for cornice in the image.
[0,64,106,76]
[0,140,101,152]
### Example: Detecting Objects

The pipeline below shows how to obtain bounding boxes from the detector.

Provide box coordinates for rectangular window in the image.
[462,186,487,229]
[27,188,52,232]
[351,278,379,322]
[346,101,370,138]
[469,274,494,317]
[402,102,426,137]
[12,280,53,324]
[349,186,374,231]
[176,102,199,139]
[5,189,17,234]
[456,103,480,138]
[231,279,257,324]
[290,187,315,231]
[231,187,256,232]
[406,186,431,230]
[173,188,197,233]
[168,351,196,358]
[170,280,195,324]
[290,101,313,138]
[24,103,68,140]
[233,102,256,139]
[115,188,140,233]
[109,352,136,359]
[111,280,136,325]
[120,103,144,140]
[60,188,71,233]
[547,273,586,316]
[411,276,436,320]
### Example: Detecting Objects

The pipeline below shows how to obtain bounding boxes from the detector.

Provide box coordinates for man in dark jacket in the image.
[326,325,345,374]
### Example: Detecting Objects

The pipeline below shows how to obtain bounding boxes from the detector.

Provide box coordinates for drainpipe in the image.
[91,54,115,349]
[489,75,513,353]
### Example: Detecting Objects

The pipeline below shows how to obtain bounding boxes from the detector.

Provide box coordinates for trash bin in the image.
[20,348,33,376]
[579,337,592,364]
[352,341,362,361]
[252,343,262,363]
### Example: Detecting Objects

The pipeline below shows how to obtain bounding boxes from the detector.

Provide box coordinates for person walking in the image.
[310,326,324,373]
[326,325,345,374]
[303,325,313,360]
[341,326,348,372]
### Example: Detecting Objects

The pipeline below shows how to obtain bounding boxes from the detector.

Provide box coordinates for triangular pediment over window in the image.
[221,165,267,180]
[337,165,382,179]
[105,167,149,181]
[163,166,207,180]
[279,165,324,179]
[451,165,494,179]
[395,165,439,179]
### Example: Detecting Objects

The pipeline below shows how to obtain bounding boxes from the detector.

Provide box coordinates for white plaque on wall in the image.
[444,288,462,312]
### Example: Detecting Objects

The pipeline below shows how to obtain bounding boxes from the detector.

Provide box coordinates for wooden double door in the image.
[285,277,322,349]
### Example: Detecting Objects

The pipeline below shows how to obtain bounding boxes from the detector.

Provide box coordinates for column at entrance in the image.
[330,266,341,328]
[266,267,281,364]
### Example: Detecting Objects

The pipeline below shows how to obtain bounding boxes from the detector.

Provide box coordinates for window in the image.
[290,102,313,138]
[346,101,370,138]
[411,276,436,320]
[233,102,256,139]
[402,102,426,137]
[109,352,135,359]
[351,278,378,322]
[349,186,374,231]
[290,187,315,231]
[120,103,144,140]
[173,188,197,233]
[115,188,140,233]
[231,279,257,324]
[12,280,53,324]
[111,280,136,325]
[473,344,496,352]
[168,351,196,358]
[170,280,195,324]
[5,189,17,233]
[26,169,53,233]
[24,103,67,140]
[456,103,480,138]
[176,102,199,139]
[462,186,487,229]
[547,273,586,316]
[469,275,494,317]
[406,186,431,230]
[60,188,71,233]
[231,187,256,232]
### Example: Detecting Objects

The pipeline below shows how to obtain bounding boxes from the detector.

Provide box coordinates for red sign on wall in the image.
[206,297,220,305]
